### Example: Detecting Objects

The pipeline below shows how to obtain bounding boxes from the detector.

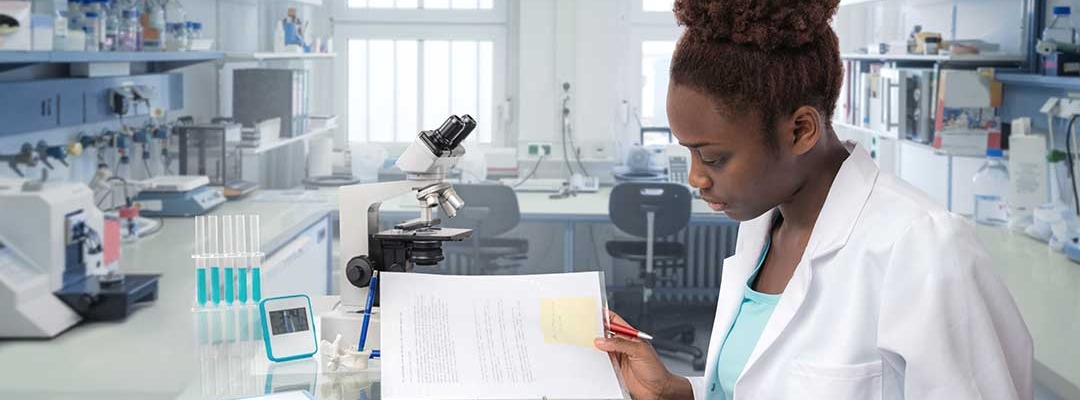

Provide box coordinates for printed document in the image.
[380,271,627,400]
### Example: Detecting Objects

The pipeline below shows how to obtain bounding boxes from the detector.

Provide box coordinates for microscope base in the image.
[320,306,382,352]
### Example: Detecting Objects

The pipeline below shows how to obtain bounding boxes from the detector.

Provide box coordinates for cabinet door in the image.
[262,217,331,299]
[0,81,60,136]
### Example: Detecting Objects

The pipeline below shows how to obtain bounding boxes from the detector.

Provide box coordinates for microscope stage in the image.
[373,227,473,241]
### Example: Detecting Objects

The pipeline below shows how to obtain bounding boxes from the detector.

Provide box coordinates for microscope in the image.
[320,115,477,350]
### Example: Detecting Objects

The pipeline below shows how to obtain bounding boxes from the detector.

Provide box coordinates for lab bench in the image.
[0,196,335,398]
[977,225,1080,399]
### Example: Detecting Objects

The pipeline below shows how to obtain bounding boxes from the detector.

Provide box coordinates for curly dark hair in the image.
[671,0,843,146]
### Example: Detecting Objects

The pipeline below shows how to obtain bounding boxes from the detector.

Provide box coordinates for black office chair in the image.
[607,182,705,371]
[441,184,530,274]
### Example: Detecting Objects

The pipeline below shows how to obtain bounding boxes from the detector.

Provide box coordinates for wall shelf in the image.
[240,124,336,155]
[223,52,336,63]
[995,73,1080,91]
[0,51,225,73]
[841,53,1027,65]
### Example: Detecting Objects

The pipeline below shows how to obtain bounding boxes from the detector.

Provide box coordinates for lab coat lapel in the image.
[703,210,776,389]
[738,144,879,381]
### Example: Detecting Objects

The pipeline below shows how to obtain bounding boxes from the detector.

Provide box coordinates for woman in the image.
[594,0,1033,399]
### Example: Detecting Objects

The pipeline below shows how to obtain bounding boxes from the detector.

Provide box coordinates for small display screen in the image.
[269,307,310,335]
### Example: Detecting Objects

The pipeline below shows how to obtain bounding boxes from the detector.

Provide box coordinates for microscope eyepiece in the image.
[424,115,477,152]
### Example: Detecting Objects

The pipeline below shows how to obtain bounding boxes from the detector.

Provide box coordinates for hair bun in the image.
[674,0,841,51]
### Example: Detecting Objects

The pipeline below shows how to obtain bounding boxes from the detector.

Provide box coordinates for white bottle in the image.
[1044,6,1077,45]
[1007,117,1048,231]
[973,149,1010,226]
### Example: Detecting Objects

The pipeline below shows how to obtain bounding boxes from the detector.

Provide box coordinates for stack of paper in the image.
[380,271,628,400]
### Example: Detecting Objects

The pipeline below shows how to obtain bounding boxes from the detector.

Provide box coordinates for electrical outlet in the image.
[586,141,612,161]
[526,142,553,159]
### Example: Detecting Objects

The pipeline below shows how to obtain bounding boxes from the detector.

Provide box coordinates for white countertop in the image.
[976,225,1080,395]
[0,199,336,399]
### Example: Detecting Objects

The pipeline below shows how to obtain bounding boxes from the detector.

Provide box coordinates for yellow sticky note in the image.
[539,297,599,347]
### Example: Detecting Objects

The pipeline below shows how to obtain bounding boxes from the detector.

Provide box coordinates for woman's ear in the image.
[788,106,822,156]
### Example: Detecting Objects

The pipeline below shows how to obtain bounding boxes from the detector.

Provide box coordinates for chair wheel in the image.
[679,332,695,345]
[693,357,706,371]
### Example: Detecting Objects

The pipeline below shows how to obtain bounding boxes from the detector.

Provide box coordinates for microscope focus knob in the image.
[346,256,375,288]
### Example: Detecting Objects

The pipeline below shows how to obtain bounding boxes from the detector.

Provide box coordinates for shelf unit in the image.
[223,52,337,63]
[241,124,336,155]
[0,51,225,73]
[995,73,1080,90]
[841,53,1028,66]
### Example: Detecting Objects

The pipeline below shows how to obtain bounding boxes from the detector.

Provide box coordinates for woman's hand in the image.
[593,311,693,400]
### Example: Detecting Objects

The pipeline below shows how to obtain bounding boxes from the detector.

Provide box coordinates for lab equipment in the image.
[251,214,262,303]
[1007,117,1049,230]
[162,0,184,35]
[1044,7,1077,46]
[133,175,225,217]
[0,1,31,50]
[233,68,310,138]
[193,215,207,307]
[0,179,160,338]
[164,21,185,51]
[117,9,139,51]
[223,216,235,305]
[321,115,477,351]
[103,2,118,51]
[0,142,39,177]
[614,144,668,182]
[973,149,1010,226]
[82,12,98,51]
[209,216,221,305]
[176,122,258,199]
[140,0,164,51]
[260,294,317,362]
[879,67,936,144]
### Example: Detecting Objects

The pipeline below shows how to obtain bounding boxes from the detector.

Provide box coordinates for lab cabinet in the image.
[0,74,183,137]
[0,80,77,135]
[260,215,332,300]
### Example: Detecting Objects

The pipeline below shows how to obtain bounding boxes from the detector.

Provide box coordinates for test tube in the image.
[223,216,235,305]
[209,216,221,305]
[194,216,208,307]
[251,215,262,303]
[236,215,249,304]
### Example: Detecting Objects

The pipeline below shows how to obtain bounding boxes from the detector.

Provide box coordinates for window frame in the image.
[331,0,508,25]
[623,26,682,145]
[627,0,677,26]
[333,11,509,151]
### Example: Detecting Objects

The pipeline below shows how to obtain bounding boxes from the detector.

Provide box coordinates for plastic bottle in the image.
[104,0,120,51]
[973,149,1011,226]
[83,13,99,52]
[163,0,185,30]
[141,0,165,51]
[1044,6,1078,45]
[184,21,196,50]
[117,9,139,51]
[67,0,82,31]
[165,22,187,51]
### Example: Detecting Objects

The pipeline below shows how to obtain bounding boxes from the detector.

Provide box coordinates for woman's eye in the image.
[701,154,726,166]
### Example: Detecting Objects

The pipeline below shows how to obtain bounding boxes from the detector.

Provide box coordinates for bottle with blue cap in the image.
[1044,6,1078,45]
[973,148,1010,226]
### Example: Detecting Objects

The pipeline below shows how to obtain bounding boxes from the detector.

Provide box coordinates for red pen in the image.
[605,321,654,341]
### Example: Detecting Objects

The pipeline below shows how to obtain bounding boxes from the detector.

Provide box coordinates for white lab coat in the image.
[687,144,1033,400]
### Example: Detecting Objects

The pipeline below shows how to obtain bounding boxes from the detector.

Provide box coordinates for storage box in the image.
[933,69,1002,155]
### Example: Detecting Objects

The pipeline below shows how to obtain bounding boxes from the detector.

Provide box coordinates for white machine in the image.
[0,179,160,338]
[321,115,477,351]
[133,175,226,218]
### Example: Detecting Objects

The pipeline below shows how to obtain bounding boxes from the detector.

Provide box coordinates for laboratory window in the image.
[348,0,494,10]
[347,39,495,144]
[640,40,677,146]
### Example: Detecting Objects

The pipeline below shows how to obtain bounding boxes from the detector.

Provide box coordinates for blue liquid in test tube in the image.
[238,267,248,303]
[224,267,234,305]
[252,267,262,302]
[210,266,221,305]
[196,267,208,306]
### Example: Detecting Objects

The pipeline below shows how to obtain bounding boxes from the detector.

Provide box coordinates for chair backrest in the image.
[608,182,691,239]
[440,183,521,237]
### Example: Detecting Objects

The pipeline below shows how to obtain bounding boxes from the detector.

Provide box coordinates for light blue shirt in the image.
[708,237,780,400]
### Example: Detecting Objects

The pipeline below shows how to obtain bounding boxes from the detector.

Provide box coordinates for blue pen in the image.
[358,271,378,351]
[369,350,380,359]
